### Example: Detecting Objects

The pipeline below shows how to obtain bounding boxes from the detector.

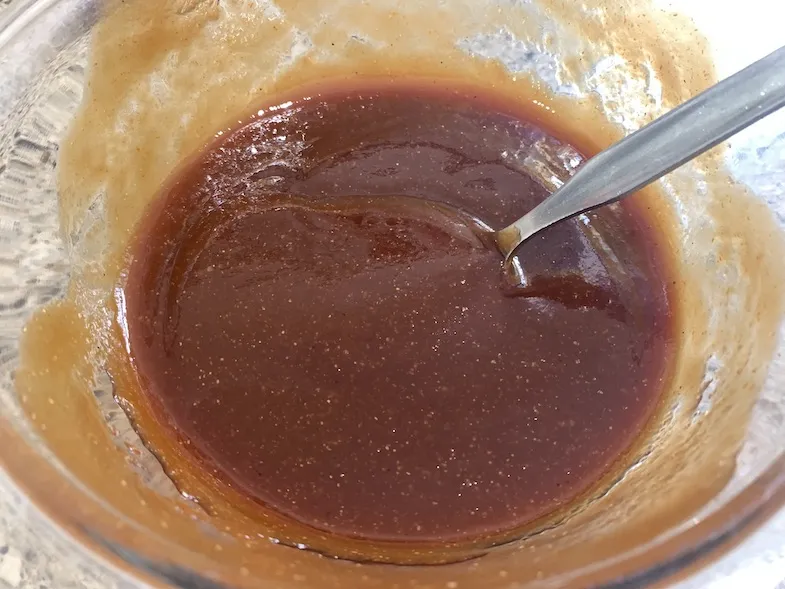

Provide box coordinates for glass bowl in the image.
[1,0,785,587]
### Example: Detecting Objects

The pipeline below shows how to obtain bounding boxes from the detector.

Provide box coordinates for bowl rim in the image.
[1,415,785,589]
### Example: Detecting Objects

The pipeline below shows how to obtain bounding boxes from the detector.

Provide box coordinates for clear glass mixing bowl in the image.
[1,0,785,587]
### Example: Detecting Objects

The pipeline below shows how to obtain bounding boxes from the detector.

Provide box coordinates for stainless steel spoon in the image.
[493,45,785,260]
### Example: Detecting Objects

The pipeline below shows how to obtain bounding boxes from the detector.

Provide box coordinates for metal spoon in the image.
[493,45,785,260]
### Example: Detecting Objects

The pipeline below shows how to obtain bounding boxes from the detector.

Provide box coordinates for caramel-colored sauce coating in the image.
[124,84,674,542]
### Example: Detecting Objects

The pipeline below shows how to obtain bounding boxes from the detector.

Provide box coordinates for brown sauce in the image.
[122,81,675,543]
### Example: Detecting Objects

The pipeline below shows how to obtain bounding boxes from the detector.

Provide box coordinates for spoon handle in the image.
[496,45,785,258]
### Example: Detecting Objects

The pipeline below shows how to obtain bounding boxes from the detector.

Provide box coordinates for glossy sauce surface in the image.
[123,83,674,543]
